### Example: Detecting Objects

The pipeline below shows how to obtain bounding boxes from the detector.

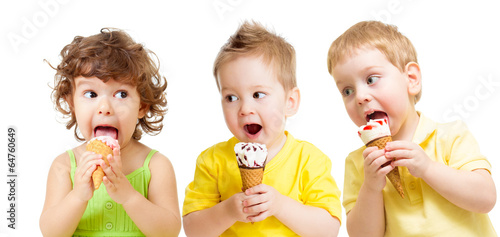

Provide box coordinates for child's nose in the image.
[239,99,254,116]
[356,88,372,105]
[97,98,113,115]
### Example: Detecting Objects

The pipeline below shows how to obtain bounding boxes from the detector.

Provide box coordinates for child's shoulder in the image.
[286,134,331,160]
[291,137,324,154]
[148,149,173,171]
[48,146,80,176]
[428,117,473,140]
[51,151,71,169]
[199,137,238,157]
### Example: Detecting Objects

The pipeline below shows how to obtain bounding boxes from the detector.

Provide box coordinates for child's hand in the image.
[362,146,395,192]
[385,141,431,178]
[222,192,258,223]
[101,148,138,204]
[242,184,285,223]
[73,151,102,201]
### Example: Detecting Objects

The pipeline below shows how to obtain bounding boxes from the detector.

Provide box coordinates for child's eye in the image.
[225,95,238,102]
[367,76,380,85]
[115,91,128,99]
[253,92,266,99]
[342,88,354,97]
[83,91,97,98]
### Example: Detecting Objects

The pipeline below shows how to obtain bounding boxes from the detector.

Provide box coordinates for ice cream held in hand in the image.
[86,136,120,190]
[358,119,405,198]
[234,142,267,190]
[358,118,391,144]
[235,142,267,168]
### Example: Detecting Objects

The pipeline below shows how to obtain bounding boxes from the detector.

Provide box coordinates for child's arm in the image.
[101,149,181,237]
[386,141,496,213]
[244,184,340,237]
[183,192,255,237]
[345,147,394,237]
[40,151,102,236]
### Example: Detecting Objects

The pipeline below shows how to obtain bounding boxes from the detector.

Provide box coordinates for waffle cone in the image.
[86,139,112,189]
[239,166,264,191]
[366,136,405,198]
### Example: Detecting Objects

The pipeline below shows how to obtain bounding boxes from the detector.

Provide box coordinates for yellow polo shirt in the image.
[343,113,496,236]
[184,132,342,236]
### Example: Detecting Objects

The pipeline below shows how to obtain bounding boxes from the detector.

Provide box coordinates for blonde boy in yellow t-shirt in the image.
[327,21,496,236]
[183,21,342,237]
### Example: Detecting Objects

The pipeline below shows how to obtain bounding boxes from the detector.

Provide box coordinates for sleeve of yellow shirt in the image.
[183,147,221,216]
[342,147,365,215]
[441,120,492,173]
[300,146,343,223]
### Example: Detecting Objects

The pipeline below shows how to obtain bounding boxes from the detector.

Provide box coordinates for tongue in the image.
[371,112,388,120]
[246,124,262,135]
[95,127,118,140]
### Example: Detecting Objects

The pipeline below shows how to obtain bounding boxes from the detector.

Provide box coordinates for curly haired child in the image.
[40,28,181,237]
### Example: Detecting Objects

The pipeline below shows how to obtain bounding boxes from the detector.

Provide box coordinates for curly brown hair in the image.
[50,28,167,141]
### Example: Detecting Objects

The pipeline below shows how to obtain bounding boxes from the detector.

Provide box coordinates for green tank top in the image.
[68,149,156,237]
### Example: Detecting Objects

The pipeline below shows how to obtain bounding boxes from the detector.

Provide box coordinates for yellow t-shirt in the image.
[183,132,342,236]
[343,113,496,236]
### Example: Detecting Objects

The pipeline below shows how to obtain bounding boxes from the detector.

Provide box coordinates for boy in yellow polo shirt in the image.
[182,21,342,236]
[327,20,496,236]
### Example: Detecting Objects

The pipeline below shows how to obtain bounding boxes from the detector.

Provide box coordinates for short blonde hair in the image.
[213,21,296,91]
[327,21,421,103]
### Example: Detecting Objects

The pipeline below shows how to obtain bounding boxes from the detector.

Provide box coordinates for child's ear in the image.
[405,62,422,97]
[138,103,150,119]
[285,87,300,117]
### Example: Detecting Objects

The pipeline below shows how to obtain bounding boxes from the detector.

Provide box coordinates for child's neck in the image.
[393,111,420,141]
[265,132,288,165]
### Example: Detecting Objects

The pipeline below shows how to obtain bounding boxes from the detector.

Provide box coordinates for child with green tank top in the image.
[40,28,181,237]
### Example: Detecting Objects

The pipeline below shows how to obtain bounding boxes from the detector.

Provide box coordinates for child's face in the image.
[217,55,298,150]
[332,47,417,137]
[72,76,147,147]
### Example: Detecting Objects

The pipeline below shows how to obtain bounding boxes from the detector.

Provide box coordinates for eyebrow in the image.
[362,65,383,73]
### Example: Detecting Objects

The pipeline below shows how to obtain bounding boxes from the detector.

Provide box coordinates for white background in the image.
[1,1,499,236]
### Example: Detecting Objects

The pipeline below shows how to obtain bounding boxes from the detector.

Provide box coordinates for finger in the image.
[365,149,385,165]
[391,158,410,168]
[101,158,117,180]
[362,146,379,159]
[247,210,270,222]
[385,141,417,151]
[243,193,266,207]
[83,164,98,179]
[385,149,414,159]
[111,148,122,167]
[245,184,267,195]
[378,162,395,176]
[77,152,101,166]
[75,158,100,178]
[103,176,116,192]
[244,200,268,214]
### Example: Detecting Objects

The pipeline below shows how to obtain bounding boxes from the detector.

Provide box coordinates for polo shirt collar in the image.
[412,111,437,145]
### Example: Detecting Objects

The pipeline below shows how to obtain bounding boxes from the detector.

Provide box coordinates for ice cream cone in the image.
[86,139,112,189]
[366,136,405,198]
[239,166,264,191]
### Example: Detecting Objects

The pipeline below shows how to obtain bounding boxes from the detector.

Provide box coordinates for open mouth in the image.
[94,126,118,140]
[366,111,388,122]
[244,124,262,135]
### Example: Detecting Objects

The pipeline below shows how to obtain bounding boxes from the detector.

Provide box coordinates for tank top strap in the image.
[67,150,76,184]
[144,149,157,169]
[67,149,76,168]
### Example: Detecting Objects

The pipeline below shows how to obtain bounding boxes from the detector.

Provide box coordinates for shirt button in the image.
[409,182,417,190]
[106,222,113,230]
[105,202,113,209]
